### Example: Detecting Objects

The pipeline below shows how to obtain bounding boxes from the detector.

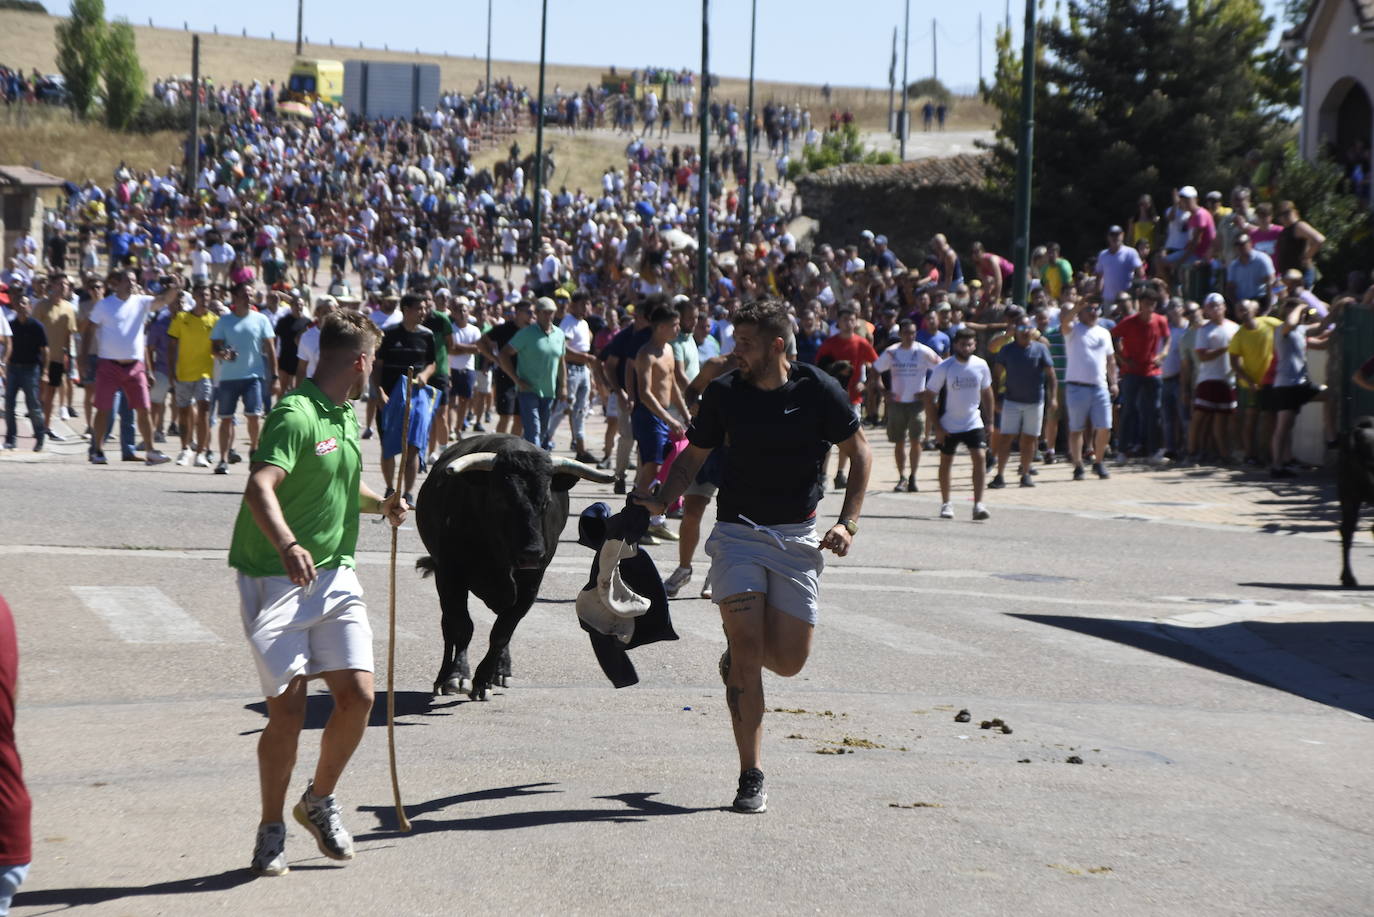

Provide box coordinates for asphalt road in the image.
[3,427,1372,916]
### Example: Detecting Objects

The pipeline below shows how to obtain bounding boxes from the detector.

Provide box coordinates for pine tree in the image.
[102,19,144,131]
[54,0,106,120]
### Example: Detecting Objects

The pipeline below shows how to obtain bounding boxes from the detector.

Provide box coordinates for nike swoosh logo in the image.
[784,407,800,414]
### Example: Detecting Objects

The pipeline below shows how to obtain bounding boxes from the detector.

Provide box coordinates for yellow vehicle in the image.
[282,58,344,107]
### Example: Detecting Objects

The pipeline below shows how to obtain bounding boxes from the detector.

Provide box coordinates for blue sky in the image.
[96,0,1293,96]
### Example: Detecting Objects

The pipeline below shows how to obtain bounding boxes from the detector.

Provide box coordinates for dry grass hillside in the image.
[0,8,994,131]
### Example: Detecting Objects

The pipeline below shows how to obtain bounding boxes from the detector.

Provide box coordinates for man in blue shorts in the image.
[632,304,688,542]
[211,282,278,474]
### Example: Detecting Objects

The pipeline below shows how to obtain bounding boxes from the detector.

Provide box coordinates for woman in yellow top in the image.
[1128,194,1158,250]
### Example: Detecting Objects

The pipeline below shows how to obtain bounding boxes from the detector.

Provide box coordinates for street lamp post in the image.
[531,0,548,262]
[485,0,492,120]
[1009,0,1038,307]
[899,0,910,160]
[741,0,757,242]
[697,0,710,295]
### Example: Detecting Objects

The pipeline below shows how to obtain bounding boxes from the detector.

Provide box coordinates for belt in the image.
[105,359,138,367]
[1066,381,1102,387]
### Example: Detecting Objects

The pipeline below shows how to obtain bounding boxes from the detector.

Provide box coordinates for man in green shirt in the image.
[230,310,405,877]
[498,296,567,450]
[423,289,455,457]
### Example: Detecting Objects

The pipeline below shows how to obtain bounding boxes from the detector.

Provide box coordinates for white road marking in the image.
[70,586,220,644]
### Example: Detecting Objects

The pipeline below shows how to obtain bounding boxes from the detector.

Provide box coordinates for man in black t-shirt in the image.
[483,301,531,436]
[636,299,872,814]
[373,294,435,502]
[274,295,312,394]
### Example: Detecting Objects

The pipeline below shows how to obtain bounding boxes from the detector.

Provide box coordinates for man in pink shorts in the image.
[82,269,180,465]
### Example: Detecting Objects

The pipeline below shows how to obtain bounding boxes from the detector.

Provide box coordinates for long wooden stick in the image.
[387,370,415,833]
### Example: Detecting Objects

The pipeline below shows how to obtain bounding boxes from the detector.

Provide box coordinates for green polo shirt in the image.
[228,379,362,578]
[508,323,566,398]
[423,310,454,379]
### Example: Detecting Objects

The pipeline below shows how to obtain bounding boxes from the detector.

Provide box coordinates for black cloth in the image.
[274,313,311,375]
[376,324,435,393]
[577,501,677,688]
[600,325,652,389]
[688,361,858,526]
[6,317,47,366]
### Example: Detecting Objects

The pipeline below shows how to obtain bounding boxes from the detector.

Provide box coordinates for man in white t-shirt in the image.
[1059,296,1119,480]
[292,297,337,388]
[924,328,994,521]
[874,319,940,492]
[548,290,596,462]
[1189,292,1238,463]
[446,297,483,437]
[81,268,180,465]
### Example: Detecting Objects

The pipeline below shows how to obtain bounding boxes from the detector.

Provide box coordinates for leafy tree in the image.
[787,124,897,181]
[54,0,106,119]
[906,77,951,104]
[1266,141,1369,280]
[102,18,143,131]
[982,0,1287,261]
[0,1,49,12]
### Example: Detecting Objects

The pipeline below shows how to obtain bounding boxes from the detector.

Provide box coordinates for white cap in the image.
[1204,292,1226,306]
[1179,185,1198,199]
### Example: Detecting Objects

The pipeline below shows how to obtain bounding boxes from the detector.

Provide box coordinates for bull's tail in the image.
[416,556,437,578]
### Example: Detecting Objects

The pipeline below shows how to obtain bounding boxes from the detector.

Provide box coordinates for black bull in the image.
[1339,416,1374,587]
[415,434,613,699]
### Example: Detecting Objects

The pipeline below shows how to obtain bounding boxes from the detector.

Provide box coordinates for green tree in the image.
[1267,141,1368,277]
[54,0,106,120]
[787,124,896,181]
[102,18,143,131]
[906,77,952,104]
[982,0,1287,260]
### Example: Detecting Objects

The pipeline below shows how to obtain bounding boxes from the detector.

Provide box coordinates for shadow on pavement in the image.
[12,867,257,911]
[356,784,718,837]
[1012,614,1374,719]
[241,691,463,734]
[1238,581,1370,592]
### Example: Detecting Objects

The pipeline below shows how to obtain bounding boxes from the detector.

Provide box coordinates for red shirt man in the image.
[1112,296,1170,377]
[816,310,879,406]
[0,594,31,903]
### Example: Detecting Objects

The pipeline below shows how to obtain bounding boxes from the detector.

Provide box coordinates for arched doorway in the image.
[1317,78,1372,161]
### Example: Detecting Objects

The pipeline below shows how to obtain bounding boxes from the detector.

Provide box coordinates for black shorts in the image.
[47,360,65,387]
[428,373,450,407]
[1269,382,1320,413]
[494,375,519,416]
[939,427,987,456]
[450,368,474,400]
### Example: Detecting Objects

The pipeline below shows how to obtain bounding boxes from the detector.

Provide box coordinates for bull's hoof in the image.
[468,684,489,701]
[437,676,468,696]
[495,674,510,688]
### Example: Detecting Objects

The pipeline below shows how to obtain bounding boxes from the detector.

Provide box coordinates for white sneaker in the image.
[194,451,211,468]
[972,502,990,520]
[664,565,692,598]
[176,447,193,466]
[293,783,355,860]
[250,821,289,876]
[1148,449,1168,465]
[939,503,954,519]
[145,450,171,466]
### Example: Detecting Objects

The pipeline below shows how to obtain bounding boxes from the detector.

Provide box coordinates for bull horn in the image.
[551,457,616,483]
[445,452,498,474]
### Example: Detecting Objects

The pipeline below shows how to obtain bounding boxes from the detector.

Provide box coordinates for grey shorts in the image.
[1001,399,1044,437]
[148,369,172,403]
[237,566,373,698]
[473,368,492,394]
[175,378,213,408]
[705,519,823,625]
[684,478,718,499]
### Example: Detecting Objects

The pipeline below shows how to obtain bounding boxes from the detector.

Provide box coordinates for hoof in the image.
[468,684,489,701]
[496,675,510,688]
[438,676,466,696]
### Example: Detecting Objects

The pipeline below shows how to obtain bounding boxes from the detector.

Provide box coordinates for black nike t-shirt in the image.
[377,324,435,393]
[688,361,859,526]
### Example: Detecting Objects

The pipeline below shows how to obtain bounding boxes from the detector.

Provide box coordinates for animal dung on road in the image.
[954,708,972,723]
[1066,755,1084,764]
[978,717,1014,734]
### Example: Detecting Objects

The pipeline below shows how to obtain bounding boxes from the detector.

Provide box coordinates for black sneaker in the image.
[1020,472,1035,487]
[906,475,917,493]
[613,476,627,495]
[228,448,243,464]
[733,767,767,814]
[893,478,908,492]
[1072,465,1085,481]
[1093,461,1110,479]
[472,422,486,432]
[575,451,598,464]
[988,474,1006,489]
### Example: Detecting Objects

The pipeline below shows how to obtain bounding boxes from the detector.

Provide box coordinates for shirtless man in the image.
[633,304,689,542]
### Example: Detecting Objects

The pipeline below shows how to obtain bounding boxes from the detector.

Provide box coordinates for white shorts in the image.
[237,566,373,698]
[705,519,823,625]
[473,368,492,394]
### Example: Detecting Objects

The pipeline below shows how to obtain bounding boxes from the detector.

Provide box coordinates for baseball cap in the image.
[874,234,888,245]
[860,229,875,240]
[1179,185,1198,199]
[535,296,557,312]
[1107,224,1124,235]
[553,288,571,300]
[1204,292,1226,306]
[1282,268,1304,282]
[1205,190,1223,201]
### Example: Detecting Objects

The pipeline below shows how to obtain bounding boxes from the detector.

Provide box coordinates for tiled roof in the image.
[0,166,65,188]
[796,153,992,191]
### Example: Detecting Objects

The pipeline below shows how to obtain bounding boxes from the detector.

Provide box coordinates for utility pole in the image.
[697,0,710,296]
[741,0,757,242]
[295,0,303,56]
[187,34,200,195]
[899,0,910,160]
[485,0,492,120]
[887,26,897,134]
[932,18,937,82]
[531,0,548,261]
[1009,0,1038,307]
[978,13,983,88]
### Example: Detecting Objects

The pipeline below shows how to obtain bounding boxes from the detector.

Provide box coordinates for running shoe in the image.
[988,474,1006,489]
[939,503,954,519]
[293,783,355,860]
[1073,465,1086,481]
[646,523,679,542]
[145,450,171,466]
[250,821,289,876]
[194,451,211,468]
[64,405,78,419]
[1019,473,1035,488]
[664,565,693,598]
[215,460,229,474]
[733,768,767,814]
[154,430,167,444]
[45,430,67,443]
[176,447,193,466]
[613,477,627,495]
[89,451,108,464]
[1093,461,1110,479]
[893,478,908,492]
[700,580,712,600]
[972,502,990,521]
[228,448,243,464]
[907,475,917,493]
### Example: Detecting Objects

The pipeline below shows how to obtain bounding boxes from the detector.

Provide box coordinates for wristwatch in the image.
[838,518,859,536]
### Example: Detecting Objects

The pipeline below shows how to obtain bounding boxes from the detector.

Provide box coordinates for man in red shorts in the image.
[82,268,179,465]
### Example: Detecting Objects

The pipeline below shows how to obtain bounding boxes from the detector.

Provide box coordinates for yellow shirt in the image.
[1227,316,1281,386]
[168,309,219,381]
